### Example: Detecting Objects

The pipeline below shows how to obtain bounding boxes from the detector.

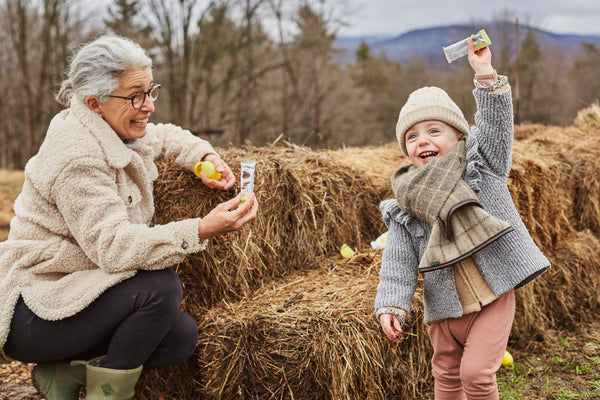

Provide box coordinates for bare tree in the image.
[572,42,600,107]
[283,3,336,148]
[144,0,200,126]
[105,0,152,44]
[0,0,79,169]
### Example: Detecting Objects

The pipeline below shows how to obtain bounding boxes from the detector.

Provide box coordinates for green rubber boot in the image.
[31,362,86,400]
[71,357,142,400]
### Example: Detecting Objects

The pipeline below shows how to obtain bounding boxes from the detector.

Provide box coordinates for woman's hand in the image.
[467,39,495,83]
[199,154,236,191]
[379,312,405,342]
[197,193,258,241]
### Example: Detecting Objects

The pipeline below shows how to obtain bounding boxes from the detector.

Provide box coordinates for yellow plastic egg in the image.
[194,161,221,180]
[502,350,513,366]
[340,244,355,258]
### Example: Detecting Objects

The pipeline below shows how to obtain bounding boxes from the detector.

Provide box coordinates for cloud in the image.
[338,0,600,37]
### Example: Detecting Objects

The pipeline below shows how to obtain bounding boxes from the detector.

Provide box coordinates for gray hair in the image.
[56,35,152,107]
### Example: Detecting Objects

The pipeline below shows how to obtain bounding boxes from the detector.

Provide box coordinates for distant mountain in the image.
[333,22,600,70]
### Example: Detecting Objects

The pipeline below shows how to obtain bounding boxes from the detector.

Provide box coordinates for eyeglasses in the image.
[108,84,161,109]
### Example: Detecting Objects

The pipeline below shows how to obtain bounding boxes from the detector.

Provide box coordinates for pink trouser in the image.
[428,289,515,400]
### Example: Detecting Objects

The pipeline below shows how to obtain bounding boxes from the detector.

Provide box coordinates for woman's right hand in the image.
[379,312,405,342]
[197,193,258,241]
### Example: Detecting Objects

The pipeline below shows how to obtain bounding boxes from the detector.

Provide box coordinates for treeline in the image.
[1,0,599,169]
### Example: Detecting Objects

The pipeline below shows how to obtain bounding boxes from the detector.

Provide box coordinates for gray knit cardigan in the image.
[374,85,550,324]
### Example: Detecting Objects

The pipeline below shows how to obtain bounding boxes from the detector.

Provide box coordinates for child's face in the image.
[405,120,463,168]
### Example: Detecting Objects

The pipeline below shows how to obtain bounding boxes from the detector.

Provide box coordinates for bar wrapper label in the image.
[370,231,388,251]
[240,160,256,203]
[443,29,491,63]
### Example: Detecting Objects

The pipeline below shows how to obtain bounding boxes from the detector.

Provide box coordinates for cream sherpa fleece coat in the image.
[0,97,216,362]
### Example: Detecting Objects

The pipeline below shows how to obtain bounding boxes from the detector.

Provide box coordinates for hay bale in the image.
[326,143,406,198]
[137,232,600,399]
[511,229,600,347]
[513,114,600,236]
[152,143,387,309]
[138,108,600,399]
[574,103,600,132]
[514,124,549,141]
[139,252,433,400]
[509,140,574,250]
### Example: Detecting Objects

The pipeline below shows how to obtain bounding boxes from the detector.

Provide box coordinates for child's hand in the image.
[379,313,405,342]
[467,39,494,77]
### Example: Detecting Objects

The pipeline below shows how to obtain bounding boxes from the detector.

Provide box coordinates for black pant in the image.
[4,269,198,369]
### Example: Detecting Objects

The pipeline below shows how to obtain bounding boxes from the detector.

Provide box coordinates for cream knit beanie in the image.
[395,86,470,155]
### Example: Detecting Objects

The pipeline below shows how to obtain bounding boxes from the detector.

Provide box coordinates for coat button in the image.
[181,241,188,250]
[128,195,133,203]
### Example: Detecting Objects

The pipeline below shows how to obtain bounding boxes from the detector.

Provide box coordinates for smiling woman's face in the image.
[96,67,155,140]
[404,120,463,168]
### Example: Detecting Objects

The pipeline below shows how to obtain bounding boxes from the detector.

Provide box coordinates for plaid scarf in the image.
[392,139,513,273]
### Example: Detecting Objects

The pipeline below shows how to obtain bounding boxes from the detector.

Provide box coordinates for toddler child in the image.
[374,40,550,400]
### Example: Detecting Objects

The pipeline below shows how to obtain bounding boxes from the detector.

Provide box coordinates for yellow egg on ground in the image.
[340,244,355,258]
[502,350,513,366]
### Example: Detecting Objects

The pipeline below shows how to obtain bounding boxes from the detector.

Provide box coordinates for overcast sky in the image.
[336,0,600,38]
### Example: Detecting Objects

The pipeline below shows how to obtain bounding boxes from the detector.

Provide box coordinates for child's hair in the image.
[395,86,470,155]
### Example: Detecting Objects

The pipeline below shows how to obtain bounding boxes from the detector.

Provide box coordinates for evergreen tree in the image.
[355,41,371,62]
[518,30,542,123]
[572,42,600,105]
[288,4,336,148]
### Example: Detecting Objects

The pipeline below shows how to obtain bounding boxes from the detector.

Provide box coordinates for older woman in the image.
[0,35,258,399]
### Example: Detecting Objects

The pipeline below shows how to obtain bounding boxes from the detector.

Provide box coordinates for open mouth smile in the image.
[419,151,438,160]
[131,119,148,127]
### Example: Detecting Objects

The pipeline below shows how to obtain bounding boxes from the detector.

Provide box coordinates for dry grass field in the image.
[0,169,23,242]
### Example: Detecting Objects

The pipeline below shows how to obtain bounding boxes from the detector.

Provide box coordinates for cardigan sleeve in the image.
[470,86,514,178]
[374,200,420,316]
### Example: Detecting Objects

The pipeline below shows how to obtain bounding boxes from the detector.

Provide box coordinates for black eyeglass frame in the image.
[107,84,161,109]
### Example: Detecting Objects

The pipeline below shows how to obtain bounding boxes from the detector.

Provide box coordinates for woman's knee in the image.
[144,311,198,369]
[137,269,183,303]
[117,269,184,319]
[175,312,199,358]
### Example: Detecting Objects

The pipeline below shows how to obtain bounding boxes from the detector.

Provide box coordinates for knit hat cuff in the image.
[396,105,470,155]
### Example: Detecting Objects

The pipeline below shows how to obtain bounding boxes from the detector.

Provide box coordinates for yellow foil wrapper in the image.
[443,29,492,63]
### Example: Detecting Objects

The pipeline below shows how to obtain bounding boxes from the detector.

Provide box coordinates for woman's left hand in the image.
[199,154,236,190]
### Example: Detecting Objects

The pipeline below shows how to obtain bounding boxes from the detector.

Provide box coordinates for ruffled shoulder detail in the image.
[465,133,484,194]
[380,199,428,239]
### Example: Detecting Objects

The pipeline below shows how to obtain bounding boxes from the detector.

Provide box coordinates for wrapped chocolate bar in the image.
[443,29,491,63]
[239,160,256,204]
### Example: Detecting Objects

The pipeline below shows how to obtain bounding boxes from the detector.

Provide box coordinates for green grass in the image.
[497,332,600,400]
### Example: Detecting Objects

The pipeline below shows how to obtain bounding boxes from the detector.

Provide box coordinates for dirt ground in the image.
[0,320,598,399]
